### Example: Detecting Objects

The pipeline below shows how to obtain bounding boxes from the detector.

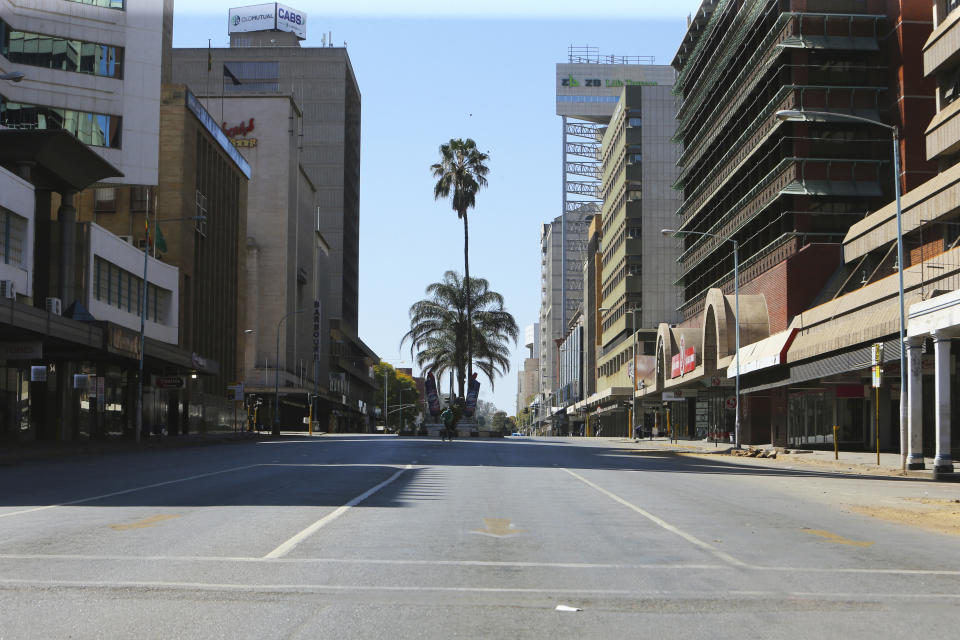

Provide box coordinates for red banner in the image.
[671,354,683,378]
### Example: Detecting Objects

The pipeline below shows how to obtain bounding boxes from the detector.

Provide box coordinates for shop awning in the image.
[585,386,632,408]
[728,328,797,378]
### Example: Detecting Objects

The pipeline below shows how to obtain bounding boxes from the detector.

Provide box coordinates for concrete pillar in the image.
[906,337,925,470]
[932,332,954,475]
[58,190,78,308]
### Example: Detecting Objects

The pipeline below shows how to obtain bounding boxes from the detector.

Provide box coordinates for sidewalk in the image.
[613,436,960,482]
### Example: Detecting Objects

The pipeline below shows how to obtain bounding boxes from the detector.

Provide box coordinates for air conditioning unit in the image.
[0,280,15,300]
[46,297,62,316]
[118,235,134,245]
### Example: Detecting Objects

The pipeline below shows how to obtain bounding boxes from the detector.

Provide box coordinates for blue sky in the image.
[173,1,703,414]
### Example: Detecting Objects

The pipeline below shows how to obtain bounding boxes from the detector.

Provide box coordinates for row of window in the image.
[65,0,124,8]
[0,97,121,148]
[94,186,150,213]
[557,96,620,104]
[0,19,124,79]
[0,208,27,268]
[93,257,169,323]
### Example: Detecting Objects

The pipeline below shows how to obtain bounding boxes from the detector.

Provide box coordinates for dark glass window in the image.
[63,0,124,10]
[1,20,123,79]
[0,97,122,148]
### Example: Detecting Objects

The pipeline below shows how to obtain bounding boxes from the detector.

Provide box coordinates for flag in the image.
[223,64,241,86]
[155,224,167,253]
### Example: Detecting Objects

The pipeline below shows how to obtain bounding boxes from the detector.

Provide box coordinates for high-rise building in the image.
[542,48,674,426]
[595,84,681,395]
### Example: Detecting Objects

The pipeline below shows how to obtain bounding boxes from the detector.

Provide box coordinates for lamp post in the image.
[136,200,207,444]
[380,359,406,433]
[631,307,640,440]
[661,228,740,448]
[274,308,306,434]
[775,108,907,467]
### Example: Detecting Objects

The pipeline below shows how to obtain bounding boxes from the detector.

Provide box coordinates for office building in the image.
[170,8,377,431]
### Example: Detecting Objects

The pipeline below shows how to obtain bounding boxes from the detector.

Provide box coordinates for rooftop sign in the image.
[228,3,306,40]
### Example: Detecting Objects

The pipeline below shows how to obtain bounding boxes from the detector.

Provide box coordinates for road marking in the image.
[561,468,747,568]
[471,518,526,537]
[0,465,260,520]
[1,554,958,577]
[803,529,874,547]
[264,464,412,559]
[2,578,960,601]
[110,514,181,531]
[0,554,721,570]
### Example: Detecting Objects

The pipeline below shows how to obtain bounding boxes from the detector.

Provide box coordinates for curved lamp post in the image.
[775,108,907,468]
[274,308,306,434]
[661,228,740,449]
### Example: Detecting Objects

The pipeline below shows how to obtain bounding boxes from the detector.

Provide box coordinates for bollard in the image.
[833,425,839,460]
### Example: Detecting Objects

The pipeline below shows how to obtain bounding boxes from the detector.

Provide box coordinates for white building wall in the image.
[0,166,34,299]
[87,223,178,343]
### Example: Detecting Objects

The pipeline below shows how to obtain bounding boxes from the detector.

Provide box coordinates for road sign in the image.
[871,342,883,366]
[227,382,244,401]
[156,376,185,389]
[725,396,737,410]
[872,365,882,388]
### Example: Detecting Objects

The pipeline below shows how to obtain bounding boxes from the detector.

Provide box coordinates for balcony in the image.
[924,6,960,77]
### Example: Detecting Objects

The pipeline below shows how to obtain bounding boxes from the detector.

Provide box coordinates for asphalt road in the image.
[1,435,958,639]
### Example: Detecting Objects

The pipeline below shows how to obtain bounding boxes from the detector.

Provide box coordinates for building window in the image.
[63,0,124,8]
[94,256,169,322]
[0,209,26,267]
[0,97,121,148]
[223,61,280,93]
[130,186,149,212]
[94,187,116,213]
[195,190,207,236]
[943,66,960,107]
[0,20,124,79]
[949,0,960,19]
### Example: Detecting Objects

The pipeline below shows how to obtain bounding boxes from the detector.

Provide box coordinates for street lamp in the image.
[662,228,741,449]
[775,108,908,468]
[274,308,306,434]
[0,72,24,82]
[136,205,207,444]
[380,359,406,433]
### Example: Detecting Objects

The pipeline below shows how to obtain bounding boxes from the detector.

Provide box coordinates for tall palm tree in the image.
[431,138,489,386]
[401,271,517,399]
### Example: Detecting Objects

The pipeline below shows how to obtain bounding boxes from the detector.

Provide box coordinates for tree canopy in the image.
[401,270,517,399]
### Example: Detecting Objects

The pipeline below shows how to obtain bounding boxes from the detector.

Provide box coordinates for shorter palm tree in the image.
[401,271,518,399]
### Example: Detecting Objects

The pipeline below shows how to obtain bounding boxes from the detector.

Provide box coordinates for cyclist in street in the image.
[440,406,455,442]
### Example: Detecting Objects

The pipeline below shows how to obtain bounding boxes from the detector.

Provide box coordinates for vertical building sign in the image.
[312,299,321,363]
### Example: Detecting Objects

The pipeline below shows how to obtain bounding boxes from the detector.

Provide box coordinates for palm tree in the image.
[401,271,517,399]
[431,138,490,386]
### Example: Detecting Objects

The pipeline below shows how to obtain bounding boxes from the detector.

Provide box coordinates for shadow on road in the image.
[0,435,919,510]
